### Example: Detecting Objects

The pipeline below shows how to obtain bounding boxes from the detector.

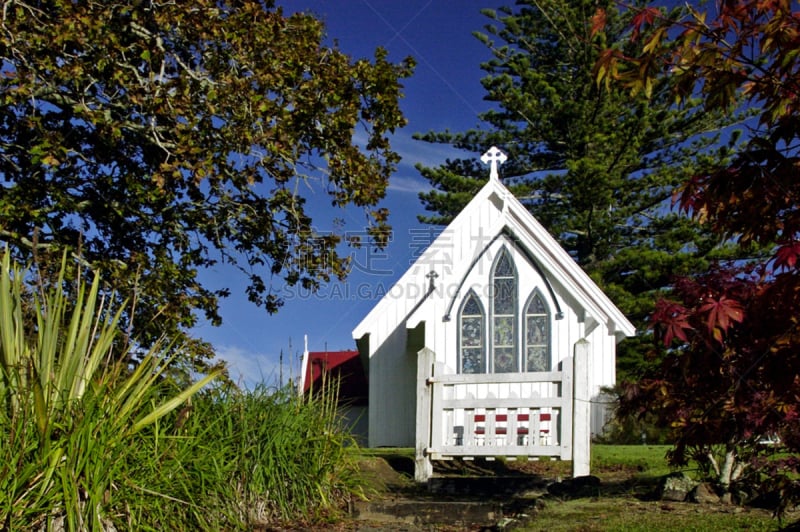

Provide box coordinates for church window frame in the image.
[458,290,486,374]
[523,290,551,372]
[490,248,518,373]
[456,243,554,374]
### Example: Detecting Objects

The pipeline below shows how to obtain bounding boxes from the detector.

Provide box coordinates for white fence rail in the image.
[415,340,590,482]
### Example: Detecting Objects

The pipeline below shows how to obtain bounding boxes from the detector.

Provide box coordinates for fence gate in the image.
[414,340,590,483]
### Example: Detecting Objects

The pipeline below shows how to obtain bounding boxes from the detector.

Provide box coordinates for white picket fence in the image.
[415,340,591,482]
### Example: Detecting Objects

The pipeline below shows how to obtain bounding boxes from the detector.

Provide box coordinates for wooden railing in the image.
[415,340,590,482]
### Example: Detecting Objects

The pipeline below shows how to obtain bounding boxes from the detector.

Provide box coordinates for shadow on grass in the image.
[360,449,663,503]
[353,448,800,531]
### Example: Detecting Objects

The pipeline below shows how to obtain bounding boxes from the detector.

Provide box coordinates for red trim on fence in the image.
[473,412,551,436]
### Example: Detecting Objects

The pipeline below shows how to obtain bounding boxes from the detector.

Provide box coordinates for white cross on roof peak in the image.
[481,146,507,181]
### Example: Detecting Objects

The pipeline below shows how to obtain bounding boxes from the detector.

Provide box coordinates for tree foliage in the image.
[0,0,413,358]
[414,0,743,380]
[597,0,800,506]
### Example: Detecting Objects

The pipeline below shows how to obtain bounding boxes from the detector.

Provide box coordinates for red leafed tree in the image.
[597,0,800,503]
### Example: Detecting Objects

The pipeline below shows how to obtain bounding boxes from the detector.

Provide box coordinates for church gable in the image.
[396,181,634,346]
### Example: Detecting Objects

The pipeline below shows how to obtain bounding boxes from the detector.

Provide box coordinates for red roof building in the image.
[300,349,368,406]
[300,347,369,444]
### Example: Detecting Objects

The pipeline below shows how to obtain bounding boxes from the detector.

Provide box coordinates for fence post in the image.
[560,356,574,461]
[572,339,591,477]
[415,347,435,483]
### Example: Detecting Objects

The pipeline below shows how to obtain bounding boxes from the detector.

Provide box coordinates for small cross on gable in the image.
[481,146,507,181]
[426,270,438,291]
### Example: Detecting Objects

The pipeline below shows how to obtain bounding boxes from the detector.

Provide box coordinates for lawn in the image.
[356,445,799,531]
[525,498,783,531]
[514,445,794,531]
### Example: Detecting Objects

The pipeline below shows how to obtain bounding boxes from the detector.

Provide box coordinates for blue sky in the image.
[196,1,496,387]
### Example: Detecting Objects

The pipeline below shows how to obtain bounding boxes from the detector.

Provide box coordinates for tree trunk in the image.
[718,444,738,489]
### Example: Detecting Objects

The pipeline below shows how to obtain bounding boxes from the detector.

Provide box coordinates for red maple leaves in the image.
[652,299,690,344]
[652,270,749,347]
[699,295,745,343]
[605,0,800,501]
[630,6,662,41]
[775,241,800,270]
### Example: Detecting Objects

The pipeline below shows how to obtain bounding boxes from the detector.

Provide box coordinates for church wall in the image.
[367,311,417,447]
[583,320,619,436]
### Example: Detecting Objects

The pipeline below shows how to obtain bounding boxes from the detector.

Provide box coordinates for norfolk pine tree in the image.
[0,1,413,368]
[415,0,747,381]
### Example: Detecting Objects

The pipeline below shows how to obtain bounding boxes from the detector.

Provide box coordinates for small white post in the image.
[298,335,310,395]
[572,339,591,477]
[415,347,435,483]
[560,356,574,461]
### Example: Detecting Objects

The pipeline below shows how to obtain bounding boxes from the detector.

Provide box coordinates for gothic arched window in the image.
[458,291,485,374]
[524,291,551,372]
[456,244,554,374]
[492,249,517,373]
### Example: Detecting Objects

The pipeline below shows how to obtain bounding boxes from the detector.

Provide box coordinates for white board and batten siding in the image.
[352,147,635,470]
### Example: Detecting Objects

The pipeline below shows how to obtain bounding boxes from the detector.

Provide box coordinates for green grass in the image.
[114,383,361,530]
[358,447,415,458]
[520,445,789,531]
[526,498,783,531]
[592,445,673,476]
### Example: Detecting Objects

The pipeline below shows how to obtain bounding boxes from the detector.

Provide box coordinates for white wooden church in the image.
[351,147,634,481]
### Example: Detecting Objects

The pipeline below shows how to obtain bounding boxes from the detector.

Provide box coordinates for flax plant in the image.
[0,249,219,530]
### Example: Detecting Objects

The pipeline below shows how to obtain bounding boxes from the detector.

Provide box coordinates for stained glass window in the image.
[525,292,550,372]
[494,251,514,276]
[457,243,554,375]
[493,278,515,314]
[459,292,485,374]
[492,249,517,372]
